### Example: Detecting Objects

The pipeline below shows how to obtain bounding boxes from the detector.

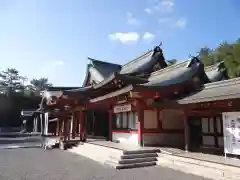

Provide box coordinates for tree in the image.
[197,46,215,66]
[167,59,177,66]
[224,40,240,78]
[30,78,52,91]
[0,68,24,96]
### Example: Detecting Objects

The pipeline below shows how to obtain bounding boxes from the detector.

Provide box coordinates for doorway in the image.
[188,116,202,151]
[85,110,109,139]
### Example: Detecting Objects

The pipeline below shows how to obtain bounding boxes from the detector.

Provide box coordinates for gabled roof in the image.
[177,77,240,104]
[93,72,148,89]
[82,58,121,86]
[205,61,228,82]
[120,46,167,75]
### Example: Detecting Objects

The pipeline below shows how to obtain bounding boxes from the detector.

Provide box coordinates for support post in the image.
[56,119,60,136]
[183,111,189,152]
[67,117,70,141]
[33,117,37,132]
[40,113,44,135]
[44,112,49,135]
[63,119,67,141]
[71,112,76,139]
[79,110,85,141]
[137,101,144,147]
[108,110,113,141]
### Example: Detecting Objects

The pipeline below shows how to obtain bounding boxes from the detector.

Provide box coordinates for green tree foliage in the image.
[197,39,240,78]
[30,78,52,91]
[0,68,25,96]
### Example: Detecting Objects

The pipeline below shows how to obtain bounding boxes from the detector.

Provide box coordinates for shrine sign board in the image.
[114,104,131,113]
[222,112,240,155]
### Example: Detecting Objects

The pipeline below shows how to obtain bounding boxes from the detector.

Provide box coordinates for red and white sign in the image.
[114,104,131,113]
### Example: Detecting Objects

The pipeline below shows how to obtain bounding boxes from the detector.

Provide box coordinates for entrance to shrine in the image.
[188,116,202,151]
[85,110,109,139]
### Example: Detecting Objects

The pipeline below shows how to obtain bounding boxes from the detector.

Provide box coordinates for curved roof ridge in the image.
[121,50,153,68]
[205,61,224,71]
[203,77,240,89]
[149,60,189,77]
[87,57,121,67]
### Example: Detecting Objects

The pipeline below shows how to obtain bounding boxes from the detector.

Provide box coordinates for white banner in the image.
[222,112,240,155]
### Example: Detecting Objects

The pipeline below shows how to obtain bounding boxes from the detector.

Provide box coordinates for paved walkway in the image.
[0,148,209,180]
[0,135,42,149]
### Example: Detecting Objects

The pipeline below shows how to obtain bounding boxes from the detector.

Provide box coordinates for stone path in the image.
[0,148,210,180]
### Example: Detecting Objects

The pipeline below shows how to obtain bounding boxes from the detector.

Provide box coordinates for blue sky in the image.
[0,0,239,86]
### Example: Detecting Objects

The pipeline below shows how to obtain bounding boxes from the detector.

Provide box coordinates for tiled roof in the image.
[142,57,209,88]
[120,46,167,75]
[205,62,228,82]
[177,77,240,104]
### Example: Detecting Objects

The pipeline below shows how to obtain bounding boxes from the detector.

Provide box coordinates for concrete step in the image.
[157,153,240,180]
[116,153,158,159]
[105,160,157,169]
[109,156,158,164]
[123,149,160,155]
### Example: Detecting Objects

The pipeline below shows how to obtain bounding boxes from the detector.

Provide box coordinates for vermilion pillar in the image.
[108,110,113,141]
[137,110,144,146]
[56,119,60,136]
[63,119,67,141]
[79,110,85,141]
[71,113,76,139]
[136,100,144,147]
[67,118,70,141]
[183,112,189,152]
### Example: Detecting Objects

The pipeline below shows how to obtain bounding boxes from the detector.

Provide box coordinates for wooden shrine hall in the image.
[38,44,240,153]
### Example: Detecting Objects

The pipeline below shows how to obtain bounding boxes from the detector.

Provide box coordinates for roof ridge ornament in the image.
[153,42,163,53]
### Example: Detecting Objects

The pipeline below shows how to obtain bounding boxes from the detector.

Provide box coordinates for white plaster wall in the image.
[112,132,138,146]
[144,110,158,129]
[202,136,215,146]
[143,133,184,147]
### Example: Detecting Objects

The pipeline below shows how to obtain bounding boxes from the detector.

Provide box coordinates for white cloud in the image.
[126,12,139,25]
[144,8,152,14]
[108,32,140,44]
[155,0,175,13]
[142,32,155,42]
[173,18,187,29]
[145,0,174,15]
[55,60,64,65]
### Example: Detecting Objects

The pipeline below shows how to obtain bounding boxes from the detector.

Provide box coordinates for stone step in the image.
[105,160,157,169]
[109,156,158,164]
[123,149,160,155]
[114,152,158,159]
[157,153,240,180]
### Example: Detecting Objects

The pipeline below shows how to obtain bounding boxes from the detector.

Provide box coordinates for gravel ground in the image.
[0,148,209,180]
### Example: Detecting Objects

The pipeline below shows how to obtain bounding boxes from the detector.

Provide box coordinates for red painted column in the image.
[137,101,144,147]
[67,118,70,141]
[56,120,60,136]
[108,110,113,141]
[72,113,76,139]
[63,119,67,141]
[137,110,144,146]
[79,110,85,141]
[183,112,189,152]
